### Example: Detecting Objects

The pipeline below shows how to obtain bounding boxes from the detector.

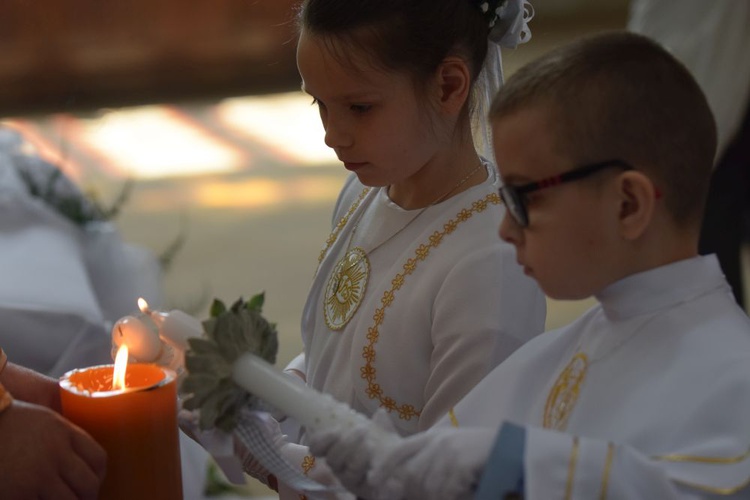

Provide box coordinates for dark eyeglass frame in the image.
[499,159,634,227]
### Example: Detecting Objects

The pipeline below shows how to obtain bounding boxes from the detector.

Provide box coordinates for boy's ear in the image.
[616,171,657,240]
[435,57,471,114]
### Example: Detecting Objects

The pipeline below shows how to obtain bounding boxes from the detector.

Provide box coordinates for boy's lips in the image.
[518,260,532,276]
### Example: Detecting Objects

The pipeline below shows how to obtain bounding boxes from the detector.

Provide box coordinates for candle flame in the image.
[137,297,150,314]
[113,344,129,390]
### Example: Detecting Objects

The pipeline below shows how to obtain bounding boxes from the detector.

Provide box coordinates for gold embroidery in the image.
[317,188,370,266]
[323,247,369,330]
[599,442,614,500]
[301,455,315,475]
[544,352,588,430]
[448,408,459,428]
[565,437,580,500]
[674,476,750,495]
[359,193,501,421]
[654,444,750,464]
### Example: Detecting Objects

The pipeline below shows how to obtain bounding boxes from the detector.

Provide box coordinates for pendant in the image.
[543,352,588,431]
[324,247,370,331]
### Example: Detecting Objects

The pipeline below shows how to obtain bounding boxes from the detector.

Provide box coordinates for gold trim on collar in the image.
[360,193,501,421]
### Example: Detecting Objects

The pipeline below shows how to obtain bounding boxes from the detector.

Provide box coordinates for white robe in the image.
[443,255,750,498]
[279,165,546,497]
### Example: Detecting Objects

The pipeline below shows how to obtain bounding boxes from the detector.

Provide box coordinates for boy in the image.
[307,31,750,499]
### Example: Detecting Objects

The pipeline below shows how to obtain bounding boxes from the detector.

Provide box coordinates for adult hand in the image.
[0,362,61,410]
[0,400,107,499]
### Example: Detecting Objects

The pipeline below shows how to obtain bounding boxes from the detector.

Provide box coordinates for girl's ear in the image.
[617,170,658,240]
[435,57,472,115]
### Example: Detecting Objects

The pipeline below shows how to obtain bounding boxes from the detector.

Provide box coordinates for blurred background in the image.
[1,0,747,498]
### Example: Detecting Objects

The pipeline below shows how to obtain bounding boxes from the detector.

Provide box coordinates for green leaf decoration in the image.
[180,294,279,432]
[246,292,265,312]
[209,299,227,318]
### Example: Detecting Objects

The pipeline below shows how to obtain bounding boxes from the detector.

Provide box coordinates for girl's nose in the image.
[324,118,353,149]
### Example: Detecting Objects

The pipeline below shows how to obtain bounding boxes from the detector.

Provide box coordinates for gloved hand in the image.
[177,408,283,489]
[370,426,497,500]
[307,408,399,499]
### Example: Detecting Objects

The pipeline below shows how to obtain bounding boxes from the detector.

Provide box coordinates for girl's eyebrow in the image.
[300,83,381,102]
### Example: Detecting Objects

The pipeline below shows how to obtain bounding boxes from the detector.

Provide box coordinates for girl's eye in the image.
[311,97,324,108]
[350,104,372,113]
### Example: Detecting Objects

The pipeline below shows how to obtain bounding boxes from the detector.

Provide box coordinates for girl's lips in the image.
[343,162,367,171]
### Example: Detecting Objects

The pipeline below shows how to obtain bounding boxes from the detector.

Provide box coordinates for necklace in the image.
[323,162,485,331]
[543,313,660,431]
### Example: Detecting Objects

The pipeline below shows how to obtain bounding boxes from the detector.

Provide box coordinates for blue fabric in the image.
[474,422,526,499]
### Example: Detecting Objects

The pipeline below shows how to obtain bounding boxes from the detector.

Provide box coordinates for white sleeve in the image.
[276,442,355,500]
[420,242,545,428]
[524,426,741,499]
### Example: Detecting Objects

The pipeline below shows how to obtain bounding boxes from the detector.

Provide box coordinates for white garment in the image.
[278,165,546,498]
[628,0,750,159]
[439,255,750,498]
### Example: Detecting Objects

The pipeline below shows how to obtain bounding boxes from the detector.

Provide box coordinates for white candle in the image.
[232,352,396,440]
[137,298,203,351]
[147,309,203,351]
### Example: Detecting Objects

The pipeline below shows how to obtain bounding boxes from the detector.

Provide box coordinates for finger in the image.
[40,478,79,500]
[307,429,337,456]
[68,425,107,481]
[60,454,105,500]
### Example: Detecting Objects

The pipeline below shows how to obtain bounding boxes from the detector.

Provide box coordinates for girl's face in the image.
[296,30,443,190]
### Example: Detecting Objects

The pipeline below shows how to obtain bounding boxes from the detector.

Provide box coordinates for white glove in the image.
[370,427,497,500]
[177,409,248,485]
[233,411,286,487]
[308,408,399,499]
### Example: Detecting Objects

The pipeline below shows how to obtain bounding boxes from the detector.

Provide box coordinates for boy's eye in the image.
[350,104,372,113]
[311,97,325,108]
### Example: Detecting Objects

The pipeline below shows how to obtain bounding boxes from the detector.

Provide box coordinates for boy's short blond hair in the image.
[490,31,717,228]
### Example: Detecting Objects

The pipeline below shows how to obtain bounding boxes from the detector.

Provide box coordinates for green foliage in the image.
[181,293,279,432]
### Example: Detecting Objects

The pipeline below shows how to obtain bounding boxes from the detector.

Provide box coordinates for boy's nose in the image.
[499,210,522,245]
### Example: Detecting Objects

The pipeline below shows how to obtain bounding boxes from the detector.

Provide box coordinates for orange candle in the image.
[59,362,183,500]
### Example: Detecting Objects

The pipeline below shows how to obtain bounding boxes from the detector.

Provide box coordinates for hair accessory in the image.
[475,0,508,29]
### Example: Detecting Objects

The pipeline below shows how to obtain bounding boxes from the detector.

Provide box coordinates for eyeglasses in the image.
[499,159,633,227]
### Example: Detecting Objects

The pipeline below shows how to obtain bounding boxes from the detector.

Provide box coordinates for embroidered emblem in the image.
[544,352,588,430]
[324,247,370,330]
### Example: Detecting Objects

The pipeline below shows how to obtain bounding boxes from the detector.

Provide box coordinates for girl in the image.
[259,0,546,497]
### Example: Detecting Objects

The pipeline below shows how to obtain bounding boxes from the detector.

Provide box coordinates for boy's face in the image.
[493,106,624,300]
